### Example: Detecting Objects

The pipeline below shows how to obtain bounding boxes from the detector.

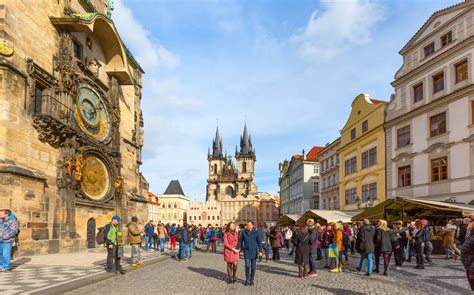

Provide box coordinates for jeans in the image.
[145,236,153,250]
[187,242,193,258]
[159,238,166,251]
[272,248,280,260]
[179,243,189,260]
[244,258,257,282]
[415,243,424,267]
[424,241,433,259]
[309,252,318,273]
[0,241,12,270]
[193,238,199,249]
[358,252,373,274]
[322,248,329,267]
[260,243,270,261]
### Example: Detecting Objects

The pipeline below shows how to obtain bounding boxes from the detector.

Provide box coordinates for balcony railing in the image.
[33,94,74,126]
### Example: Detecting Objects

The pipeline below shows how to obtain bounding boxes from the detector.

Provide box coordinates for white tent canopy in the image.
[297,210,358,224]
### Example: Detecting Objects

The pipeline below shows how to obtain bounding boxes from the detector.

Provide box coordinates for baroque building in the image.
[0,0,148,254]
[386,0,474,204]
[278,160,290,215]
[187,198,222,226]
[318,138,340,210]
[339,94,387,211]
[157,180,190,225]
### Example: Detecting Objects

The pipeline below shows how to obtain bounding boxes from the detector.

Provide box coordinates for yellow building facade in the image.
[338,94,387,211]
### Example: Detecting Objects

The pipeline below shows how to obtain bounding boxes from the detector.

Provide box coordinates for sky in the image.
[112,0,461,200]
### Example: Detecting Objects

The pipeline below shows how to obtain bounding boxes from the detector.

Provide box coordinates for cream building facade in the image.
[147,192,160,222]
[319,138,341,210]
[187,199,221,226]
[0,0,148,255]
[157,180,190,225]
[386,0,474,204]
[278,160,290,215]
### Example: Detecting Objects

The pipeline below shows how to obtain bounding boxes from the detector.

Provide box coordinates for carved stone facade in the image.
[0,0,148,255]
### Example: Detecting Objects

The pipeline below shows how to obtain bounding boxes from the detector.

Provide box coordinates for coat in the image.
[441,225,456,248]
[224,231,240,263]
[375,228,392,253]
[270,229,282,249]
[237,229,262,260]
[333,230,343,252]
[127,222,142,245]
[308,227,318,253]
[0,214,19,243]
[356,224,375,254]
[144,223,154,237]
[294,230,310,265]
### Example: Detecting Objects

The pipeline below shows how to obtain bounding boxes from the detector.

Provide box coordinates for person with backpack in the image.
[341,224,351,265]
[374,219,392,276]
[169,223,177,250]
[306,218,318,276]
[144,220,154,251]
[329,223,343,273]
[356,219,375,276]
[157,223,168,253]
[269,226,282,261]
[284,226,292,251]
[105,215,126,274]
[127,216,144,267]
[0,209,18,272]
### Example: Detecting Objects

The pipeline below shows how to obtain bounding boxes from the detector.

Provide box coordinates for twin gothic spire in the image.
[209,124,256,160]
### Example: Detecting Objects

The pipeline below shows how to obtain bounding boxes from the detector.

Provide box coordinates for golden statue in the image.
[114,176,123,192]
[74,154,83,181]
[64,157,73,176]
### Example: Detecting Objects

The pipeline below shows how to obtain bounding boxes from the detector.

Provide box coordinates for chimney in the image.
[302,149,306,160]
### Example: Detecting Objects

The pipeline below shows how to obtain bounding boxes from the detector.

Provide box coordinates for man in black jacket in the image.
[306,219,318,276]
[356,219,375,276]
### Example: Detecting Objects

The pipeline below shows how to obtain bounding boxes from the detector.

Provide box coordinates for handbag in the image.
[328,243,339,258]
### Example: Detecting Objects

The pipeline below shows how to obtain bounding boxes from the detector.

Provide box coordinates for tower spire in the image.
[240,123,251,155]
[211,126,223,158]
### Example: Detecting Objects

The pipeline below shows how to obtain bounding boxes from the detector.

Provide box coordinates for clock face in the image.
[81,155,110,200]
[75,86,111,142]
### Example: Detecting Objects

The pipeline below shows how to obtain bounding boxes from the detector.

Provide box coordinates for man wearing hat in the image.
[106,215,126,274]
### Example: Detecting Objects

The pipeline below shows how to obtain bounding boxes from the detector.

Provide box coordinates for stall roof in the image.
[351,197,474,221]
[297,210,358,224]
[277,214,301,225]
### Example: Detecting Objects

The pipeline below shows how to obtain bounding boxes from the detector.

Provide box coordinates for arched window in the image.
[225,186,234,197]
[213,164,218,174]
[242,162,247,173]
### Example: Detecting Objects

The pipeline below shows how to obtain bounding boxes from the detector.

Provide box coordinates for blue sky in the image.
[113,0,460,200]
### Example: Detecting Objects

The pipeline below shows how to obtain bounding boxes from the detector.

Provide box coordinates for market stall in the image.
[277,214,301,226]
[297,210,358,225]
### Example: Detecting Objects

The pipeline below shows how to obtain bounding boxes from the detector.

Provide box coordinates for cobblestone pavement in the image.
[69,245,472,295]
[0,247,165,295]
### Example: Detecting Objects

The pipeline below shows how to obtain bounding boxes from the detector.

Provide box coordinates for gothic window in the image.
[34,85,44,114]
[213,164,217,174]
[226,186,235,197]
[242,162,247,173]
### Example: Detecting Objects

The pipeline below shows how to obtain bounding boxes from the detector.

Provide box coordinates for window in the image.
[430,112,447,137]
[362,150,369,169]
[242,162,247,173]
[351,128,356,140]
[413,83,423,103]
[345,188,357,205]
[440,31,453,47]
[455,60,468,83]
[362,184,369,201]
[344,157,357,175]
[313,181,319,193]
[213,164,217,174]
[431,157,448,181]
[471,101,474,124]
[433,72,444,93]
[398,165,411,187]
[72,39,82,60]
[314,165,319,174]
[424,42,435,57]
[34,85,44,113]
[397,126,411,147]
[362,120,368,133]
[369,147,377,166]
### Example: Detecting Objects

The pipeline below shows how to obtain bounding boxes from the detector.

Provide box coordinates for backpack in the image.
[342,232,350,250]
[96,224,111,245]
[285,229,292,240]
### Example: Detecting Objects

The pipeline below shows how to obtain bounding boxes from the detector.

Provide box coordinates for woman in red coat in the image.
[224,222,240,284]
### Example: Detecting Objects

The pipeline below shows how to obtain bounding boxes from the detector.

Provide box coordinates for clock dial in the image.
[75,86,111,142]
[81,155,110,200]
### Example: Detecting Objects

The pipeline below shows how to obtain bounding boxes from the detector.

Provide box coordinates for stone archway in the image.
[86,218,96,249]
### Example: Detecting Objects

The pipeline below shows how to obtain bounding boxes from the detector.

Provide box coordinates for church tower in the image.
[206,127,226,200]
[235,124,257,196]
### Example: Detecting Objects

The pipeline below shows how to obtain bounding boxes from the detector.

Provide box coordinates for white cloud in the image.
[292,0,385,60]
[113,0,180,69]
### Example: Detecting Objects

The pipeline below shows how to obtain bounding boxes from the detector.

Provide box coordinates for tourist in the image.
[421,219,433,263]
[391,220,405,269]
[157,223,168,253]
[321,225,331,269]
[0,209,18,272]
[105,215,126,274]
[169,223,177,250]
[329,223,343,273]
[459,218,471,245]
[257,223,270,262]
[186,225,195,259]
[269,226,282,261]
[412,219,425,269]
[374,220,392,276]
[224,222,240,284]
[343,223,353,257]
[441,219,458,260]
[127,216,144,267]
[177,224,192,262]
[406,221,416,263]
[289,226,297,256]
[356,219,375,276]
[461,217,474,291]
[193,225,200,250]
[144,220,154,251]
[294,225,310,279]
[236,220,263,286]
[341,224,350,265]
[284,226,293,251]
[307,218,318,276]
[316,225,323,260]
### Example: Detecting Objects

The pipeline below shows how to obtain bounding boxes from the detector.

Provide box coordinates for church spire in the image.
[240,123,251,154]
[211,126,223,158]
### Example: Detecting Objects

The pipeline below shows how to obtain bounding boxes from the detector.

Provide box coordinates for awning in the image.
[277,214,301,225]
[351,197,474,222]
[297,210,358,224]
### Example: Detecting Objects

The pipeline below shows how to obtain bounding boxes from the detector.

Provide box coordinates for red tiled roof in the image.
[306,146,324,161]
[292,154,302,160]
[370,98,388,104]
[147,192,160,205]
